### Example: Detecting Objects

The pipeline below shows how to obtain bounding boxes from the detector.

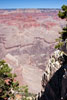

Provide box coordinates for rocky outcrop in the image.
[41,50,63,89]
[37,51,67,100]
[39,64,67,100]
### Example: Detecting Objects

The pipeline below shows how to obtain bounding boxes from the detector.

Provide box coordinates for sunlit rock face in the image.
[0,9,66,94]
[41,50,63,90]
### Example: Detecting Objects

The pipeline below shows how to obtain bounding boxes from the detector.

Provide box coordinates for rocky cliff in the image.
[37,51,67,100]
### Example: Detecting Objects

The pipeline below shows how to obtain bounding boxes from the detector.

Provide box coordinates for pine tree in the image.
[55,5,67,55]
[0,60,35,100]
[58,5,67,19]
[0,60,19,100]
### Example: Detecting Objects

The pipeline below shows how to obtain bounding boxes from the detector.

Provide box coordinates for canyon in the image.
[0,9,66,94]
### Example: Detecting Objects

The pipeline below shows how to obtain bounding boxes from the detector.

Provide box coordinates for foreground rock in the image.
[37,51,67,100]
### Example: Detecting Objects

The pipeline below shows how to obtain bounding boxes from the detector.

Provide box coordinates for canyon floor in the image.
[0,9,66,94]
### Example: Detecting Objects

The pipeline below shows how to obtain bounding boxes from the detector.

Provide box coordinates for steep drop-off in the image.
[37,51,67,100]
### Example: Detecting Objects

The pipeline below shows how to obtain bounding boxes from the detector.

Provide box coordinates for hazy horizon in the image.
[0,8,61,10]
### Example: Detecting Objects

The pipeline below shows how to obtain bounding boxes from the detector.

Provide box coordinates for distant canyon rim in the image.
[0,9,66,94]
